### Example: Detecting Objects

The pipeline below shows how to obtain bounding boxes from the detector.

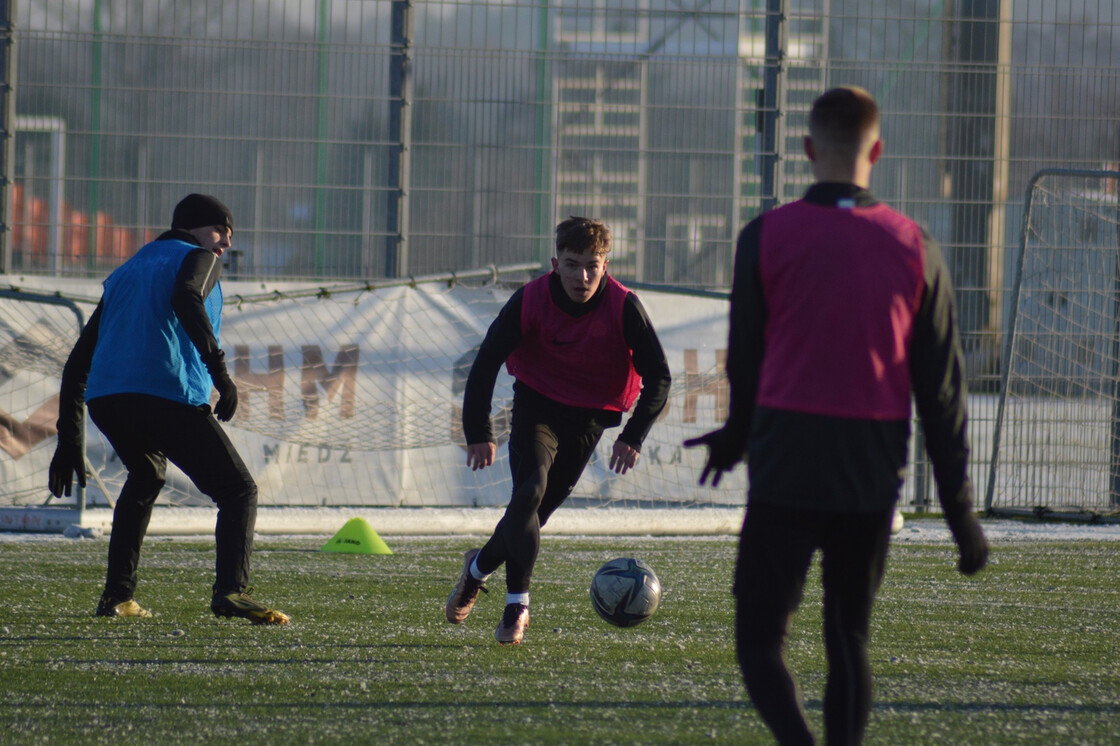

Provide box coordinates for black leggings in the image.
[476,400,604,593]
[88,393,258,601]
[734,502,894,746]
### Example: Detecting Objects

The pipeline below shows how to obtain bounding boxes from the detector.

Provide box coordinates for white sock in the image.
[506,592,530,607]
[469,556,491,582]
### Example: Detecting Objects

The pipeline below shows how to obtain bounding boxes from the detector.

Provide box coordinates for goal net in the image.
[0,290,86,507]
[0,268,746,516]
[986,169,1120,520]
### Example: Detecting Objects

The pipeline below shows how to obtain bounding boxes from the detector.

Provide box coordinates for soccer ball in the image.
[891,509,905,534]
[589,557,662,628]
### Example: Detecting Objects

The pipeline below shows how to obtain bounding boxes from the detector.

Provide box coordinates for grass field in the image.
[0,528,1117,745]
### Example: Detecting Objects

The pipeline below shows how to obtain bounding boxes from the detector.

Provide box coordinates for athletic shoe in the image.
[211,589,290,625]
[445,548,487,624]
[95,595,152,618]
[495,603,530,645]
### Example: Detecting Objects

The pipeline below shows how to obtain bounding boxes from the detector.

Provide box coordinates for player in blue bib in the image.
[49,194,289,625]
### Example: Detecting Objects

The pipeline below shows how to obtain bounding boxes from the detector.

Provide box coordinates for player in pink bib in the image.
[686,86,988,745]
[445,217,671,644]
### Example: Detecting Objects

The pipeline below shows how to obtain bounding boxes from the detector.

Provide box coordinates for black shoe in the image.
[211,588,290,625]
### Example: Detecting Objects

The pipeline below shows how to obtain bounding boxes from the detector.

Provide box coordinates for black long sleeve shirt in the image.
[55,230,226,443]
[462,272,671,450]
[729,183,972,515]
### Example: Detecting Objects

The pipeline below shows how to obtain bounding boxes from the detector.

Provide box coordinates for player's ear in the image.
[551,256,559,271]
[803,136,816,162]
[868,138,883,165]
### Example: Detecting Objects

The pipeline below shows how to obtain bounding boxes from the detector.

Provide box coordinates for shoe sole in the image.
[212,607,290,625]
[96,601,152,618]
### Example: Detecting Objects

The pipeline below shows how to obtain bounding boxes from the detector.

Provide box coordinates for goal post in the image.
[0,288,90,531]
[986,168,1120,522]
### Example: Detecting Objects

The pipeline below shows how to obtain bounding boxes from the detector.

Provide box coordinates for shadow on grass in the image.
[0,699,752,711]
[870,700,1120,715]
[3,699,1115,716]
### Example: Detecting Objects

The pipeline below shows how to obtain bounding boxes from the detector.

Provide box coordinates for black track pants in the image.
[476,398,604,593]
[88,393,258,601]
[734,502,894,746]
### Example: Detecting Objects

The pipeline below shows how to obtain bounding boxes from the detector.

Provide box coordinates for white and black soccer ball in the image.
[589,557,662,628]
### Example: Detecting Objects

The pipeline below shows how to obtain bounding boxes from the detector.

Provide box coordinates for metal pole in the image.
[88,0,103,272]
[0,0,16,275]
[1112,164,1120,508]
[16,117,66,273]
[361,148,374,277]
[385,0,413,279]
[987,0,1013,357]
[253,143,264,275]
[759,0,784,213]
[946,0,1000,349]
[314,0,330,277]
[534,0,552,269]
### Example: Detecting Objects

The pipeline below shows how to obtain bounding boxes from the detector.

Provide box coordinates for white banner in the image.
[0,276,742,509]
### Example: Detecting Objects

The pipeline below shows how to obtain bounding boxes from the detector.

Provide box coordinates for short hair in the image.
[555,216,611,256]
[808,86,880,158]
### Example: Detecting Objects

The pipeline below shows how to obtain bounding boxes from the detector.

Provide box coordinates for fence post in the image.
[758,0,785,213]
[0,0,16,275]
[386,0,413,279]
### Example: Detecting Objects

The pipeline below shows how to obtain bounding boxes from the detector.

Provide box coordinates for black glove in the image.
[946,508,989,575]
[211,368,239,422]
[683,426,745,487]
[48,439,86,498]
[203,351,238,422]
[942,481,989,575]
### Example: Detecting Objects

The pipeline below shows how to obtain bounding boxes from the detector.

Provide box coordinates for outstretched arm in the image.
[49,301,103,497]
[614,293,671,471]
[462,289,524,469]
[910,232,988,575]
[684,218,765,486]
[171,249,237,421]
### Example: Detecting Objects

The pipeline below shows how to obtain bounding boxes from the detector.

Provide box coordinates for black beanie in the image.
[171,193,234,232]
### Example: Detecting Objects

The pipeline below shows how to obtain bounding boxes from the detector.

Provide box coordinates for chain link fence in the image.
[3,0,1119,510]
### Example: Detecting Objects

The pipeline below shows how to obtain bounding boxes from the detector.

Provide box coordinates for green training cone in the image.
[321,517,393,555]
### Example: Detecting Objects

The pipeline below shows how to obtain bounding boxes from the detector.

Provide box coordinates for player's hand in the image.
[683,427,745,487]
[609,440,640,475]
[48,440,86,498]
[212,370,239,422]
[946,508,989,576]
[466,442,497,471]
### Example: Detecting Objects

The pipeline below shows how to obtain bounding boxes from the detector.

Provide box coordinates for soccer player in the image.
[685,87,989,744]
[48,193,289,625]
[446,216,671,644]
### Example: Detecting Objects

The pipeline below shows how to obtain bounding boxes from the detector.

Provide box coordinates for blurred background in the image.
[1,0,1118,387]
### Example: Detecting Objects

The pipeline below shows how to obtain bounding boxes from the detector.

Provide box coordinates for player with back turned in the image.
[446,216,671,645]
[48,194,288,625]
[685,87,989,745]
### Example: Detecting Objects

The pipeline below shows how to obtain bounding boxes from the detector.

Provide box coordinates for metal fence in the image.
[1,0,1119,507]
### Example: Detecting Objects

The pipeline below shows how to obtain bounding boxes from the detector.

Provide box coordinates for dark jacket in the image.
[55,230,227,444]
[462,271,672,451]
[727,183,971,513]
